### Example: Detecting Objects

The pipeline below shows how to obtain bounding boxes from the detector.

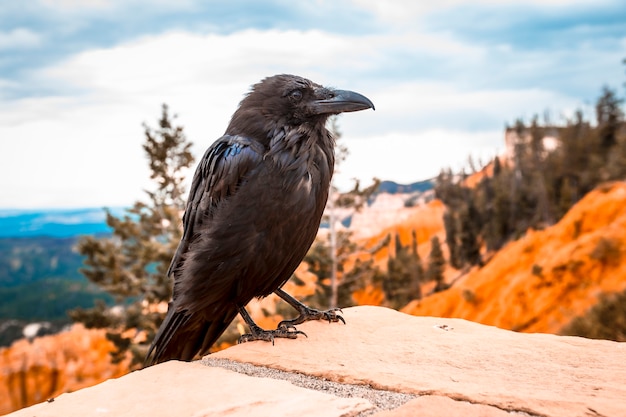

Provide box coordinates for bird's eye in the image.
[289,90,303,101]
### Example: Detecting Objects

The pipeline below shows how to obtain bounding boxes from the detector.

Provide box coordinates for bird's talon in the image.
[277,322,298,332]
[238,331,275,345]
[238,325,307,345]
[322,308,344,324]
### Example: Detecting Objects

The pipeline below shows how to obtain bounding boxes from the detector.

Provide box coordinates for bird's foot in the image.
[278,306,345,328]
[238,323,306,345]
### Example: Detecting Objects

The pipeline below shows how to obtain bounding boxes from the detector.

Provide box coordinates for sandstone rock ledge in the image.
[7,306,626,417]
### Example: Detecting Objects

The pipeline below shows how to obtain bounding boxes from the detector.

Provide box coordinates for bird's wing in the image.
[145,135,264,366]
[167,135,264,277]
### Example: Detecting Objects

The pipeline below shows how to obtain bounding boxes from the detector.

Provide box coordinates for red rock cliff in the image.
[0,324,129,415]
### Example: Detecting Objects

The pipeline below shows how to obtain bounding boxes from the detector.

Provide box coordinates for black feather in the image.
[145,74,373,366]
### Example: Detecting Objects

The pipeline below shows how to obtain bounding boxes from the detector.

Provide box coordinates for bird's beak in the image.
[311,89,375,115]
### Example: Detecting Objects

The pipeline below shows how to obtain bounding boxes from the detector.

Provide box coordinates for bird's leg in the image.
[274,288,345,329]
[237,306,305,345]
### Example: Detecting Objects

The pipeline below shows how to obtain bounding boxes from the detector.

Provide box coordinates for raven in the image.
[145,74,374,366]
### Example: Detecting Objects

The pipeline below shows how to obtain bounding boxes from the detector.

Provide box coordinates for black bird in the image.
[145,74,374,366]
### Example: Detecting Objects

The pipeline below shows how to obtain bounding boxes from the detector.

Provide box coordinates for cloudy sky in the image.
[0,0,624,209]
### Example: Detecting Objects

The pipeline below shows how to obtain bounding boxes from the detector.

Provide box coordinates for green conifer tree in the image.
[459,196,482,266]
[596,87,624,153]
[382,231,424,309]
[70,104,194,366]
[426,236,447,292]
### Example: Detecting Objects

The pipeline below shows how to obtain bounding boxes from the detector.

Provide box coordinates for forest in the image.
[436,87,625,269]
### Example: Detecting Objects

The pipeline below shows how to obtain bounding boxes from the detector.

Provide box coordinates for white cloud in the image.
[40,0,111,10]
[38,0,196,13]
[37,29,362,96]
[0,28,42,50]
[337,80,583,140]
[0,95,148,208]
[351,0,612,23]
[0,25,601,207]
[337,129,503,189]
[1,29,382,207]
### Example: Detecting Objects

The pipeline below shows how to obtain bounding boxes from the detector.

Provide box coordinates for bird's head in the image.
[226,74,374,140]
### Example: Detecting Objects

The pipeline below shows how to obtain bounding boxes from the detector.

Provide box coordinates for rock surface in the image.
[7,306,626,417]
[0,324,129,415]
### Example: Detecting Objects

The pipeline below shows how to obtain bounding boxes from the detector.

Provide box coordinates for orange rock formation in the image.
[0,324,129,415]
[404,182,626,334]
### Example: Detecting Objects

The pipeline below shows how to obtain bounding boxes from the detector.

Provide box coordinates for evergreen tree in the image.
[528,117,554,226]
[303,230,357,308]
[595,87,624,153]
[492,160,513,250]
[443,210,462,268]
[426,236,447,292]
[458,196,482,266]
[436,168,467,269]
[382,231,424,309]
[70,104,194,366]
[478,159,511,252]
[562,288,626,342]
[477,174,495,251]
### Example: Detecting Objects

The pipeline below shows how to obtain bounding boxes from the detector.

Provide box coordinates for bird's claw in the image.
[278,307,346,328]
[277,322,308,338]
[322,308,345,324]
[238,325,306,346]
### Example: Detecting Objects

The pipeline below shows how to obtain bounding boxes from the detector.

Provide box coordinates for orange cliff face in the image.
[404,181,626,335]
[347,199,446,306]
[0,324,129,415]
[355,199,446,268]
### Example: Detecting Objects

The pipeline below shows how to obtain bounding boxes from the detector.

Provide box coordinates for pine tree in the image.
[443,210,462,269]
[528,117,554,226]
[491,158,512,250]
[303,230,355,308]
[382,231,424,309]
[596,86,624,153]
[458,195,482,266]
[426,236,447,292]
[561,288,626,342]
[70,104,194,366]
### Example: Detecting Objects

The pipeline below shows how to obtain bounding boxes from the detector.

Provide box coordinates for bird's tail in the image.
[144,303,237,367]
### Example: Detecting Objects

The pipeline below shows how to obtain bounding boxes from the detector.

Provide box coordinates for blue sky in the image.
[0,0,624,208]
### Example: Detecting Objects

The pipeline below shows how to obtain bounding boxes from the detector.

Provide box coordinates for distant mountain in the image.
[0,236,84,286]
[376,179,435,195]
[0,235,114,323]
[0,208,121,324]
[0,208,124,238]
